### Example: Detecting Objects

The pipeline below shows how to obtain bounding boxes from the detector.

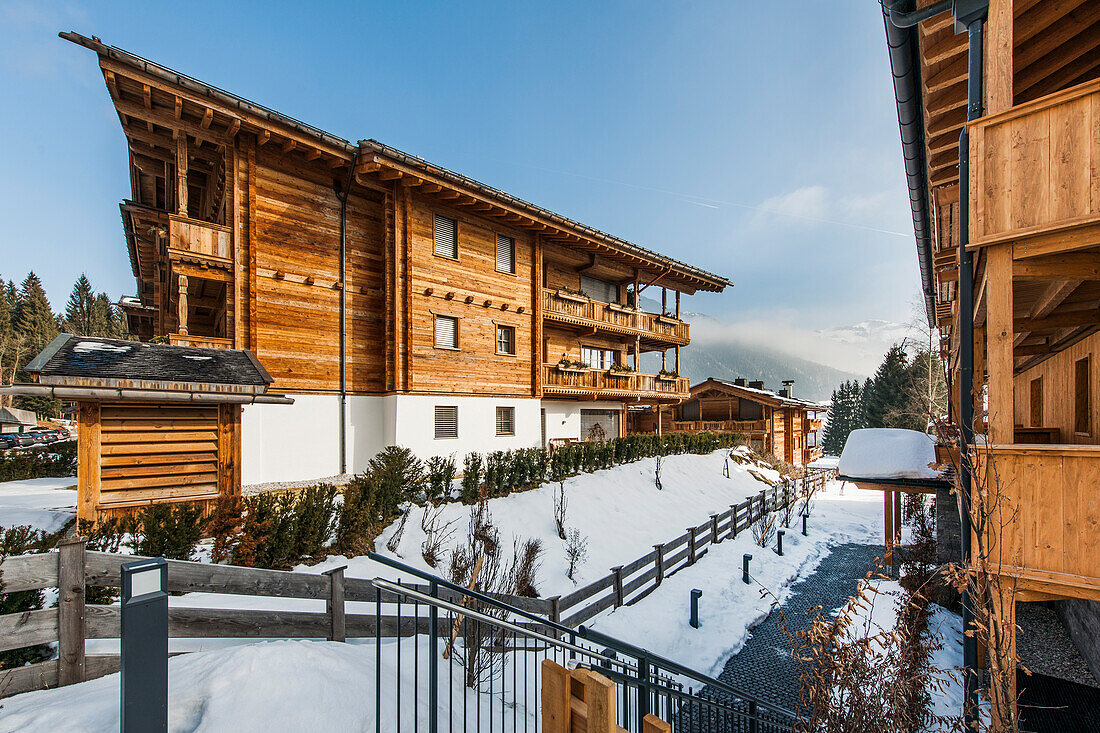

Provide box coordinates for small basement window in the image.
[1075,356,1091,435]
[495,406,515,436]
[496,234,515,274]
[435,406,458,439]
[434,214,458,259]
[435,315,458,349]
[496,325,515,356]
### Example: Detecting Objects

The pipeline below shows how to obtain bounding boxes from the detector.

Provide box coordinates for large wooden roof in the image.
[62,32,729,296]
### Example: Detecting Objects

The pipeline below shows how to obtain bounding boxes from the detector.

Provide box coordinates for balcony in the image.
[167,334,234,349]
[978,444,1100,599]
[669,419,768,434]
[968,78,1100,256]
[541,289,689,346]
[169,214,232,264]
[541,364,689,400]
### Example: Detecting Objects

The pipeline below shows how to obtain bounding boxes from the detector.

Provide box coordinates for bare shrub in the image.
[654,452,663,491]
[752,512,777,548]
[420,503,458,568]
[565,528,588,584]
[385,504,412,554]
[553,482,567,540]
[512,538,543,598]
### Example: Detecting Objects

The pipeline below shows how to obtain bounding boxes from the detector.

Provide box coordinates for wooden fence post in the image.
[654,544,664,585]
[541,659,571,733]
[643,714,673,733]
[58,539,86,686]
[323,566,346,642]
[548,595,561,624]
[687,528,696,565]
[584,668,617,733]
[729,505,739,538]
[710,514,720,544]
[612,566,624,608]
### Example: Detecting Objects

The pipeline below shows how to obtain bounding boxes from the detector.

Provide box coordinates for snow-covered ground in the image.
[0,476,77,533]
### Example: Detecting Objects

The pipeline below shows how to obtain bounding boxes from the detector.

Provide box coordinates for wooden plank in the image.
[584,669,617,733]
[100,441,218,456]
[541,659,572,733]
[0,655,120,700]
[987,244,1015,443]
[0,607,59,653]
[642,714,672,733]
[100,451,217,468]
[0,552,58,593]
[57,540,86,686]
[77,402,101,524]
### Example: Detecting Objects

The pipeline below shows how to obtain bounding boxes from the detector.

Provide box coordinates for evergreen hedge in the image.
[0,441,77,482]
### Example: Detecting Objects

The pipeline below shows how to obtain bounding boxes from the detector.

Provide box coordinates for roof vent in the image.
[782,379,795,398]
[748,380,764,390]
[733,377,746,387]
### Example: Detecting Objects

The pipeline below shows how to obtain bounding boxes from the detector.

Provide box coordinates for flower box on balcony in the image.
[606,302,635,313]
[556,364,589,374]
[656,374,679,382]
[555,290,589,304]
[655,315,681,325]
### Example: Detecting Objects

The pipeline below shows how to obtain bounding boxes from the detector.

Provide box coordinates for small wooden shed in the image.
[4,334,292,523]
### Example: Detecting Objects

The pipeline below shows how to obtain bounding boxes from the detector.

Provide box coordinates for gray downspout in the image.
[337,153,358,475]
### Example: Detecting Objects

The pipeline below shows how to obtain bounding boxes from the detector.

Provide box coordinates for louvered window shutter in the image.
[495,406,515,436]
[435,315,458,348]
[496,234,515,274]
[434,215,458,258]
[435,406,459,439]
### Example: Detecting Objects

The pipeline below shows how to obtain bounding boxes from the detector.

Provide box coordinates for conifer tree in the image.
[14,272,58,356]
[63,274,96,336]
[865,345,915,430]
[856,376,874,430]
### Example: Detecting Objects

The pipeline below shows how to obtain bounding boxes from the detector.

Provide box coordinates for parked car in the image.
[55,426,72,440]
[0,433,36,448]
[26,428,59,444]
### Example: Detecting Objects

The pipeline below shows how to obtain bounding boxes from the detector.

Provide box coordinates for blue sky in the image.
[0,1,921,370]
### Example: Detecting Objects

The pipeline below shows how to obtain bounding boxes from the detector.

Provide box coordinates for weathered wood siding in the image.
[1013,330,1100,445]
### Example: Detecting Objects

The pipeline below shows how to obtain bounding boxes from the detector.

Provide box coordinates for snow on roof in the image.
[837,428,941,480]
[807,455,840,470]
[706,378,827,410]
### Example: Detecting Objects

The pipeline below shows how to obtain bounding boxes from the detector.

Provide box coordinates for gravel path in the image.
[242,474,354,496]
[1016,603,1098,689]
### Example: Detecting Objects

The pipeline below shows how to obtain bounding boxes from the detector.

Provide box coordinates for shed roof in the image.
[25,334,273,389]
[0,406,36,427]
[690,378,827,411]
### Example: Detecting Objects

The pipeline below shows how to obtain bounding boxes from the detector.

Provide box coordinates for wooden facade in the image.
[64,33,728,464]
[885,0,1100,721]
[628,378,825,465]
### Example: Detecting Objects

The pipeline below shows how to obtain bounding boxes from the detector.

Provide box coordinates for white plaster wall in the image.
[241,395,341,485]
[540,400,625,442]
[345,395,390,474]
[392,395,542,461]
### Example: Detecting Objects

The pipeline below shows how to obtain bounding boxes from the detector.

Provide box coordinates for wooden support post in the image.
[893,490,902,546]
[548,595,561,624]
[687,527,696,564]
[675,290,680,319]
[612,566,624,608]
[661,348,667,372]
[654,544,664,585]
[656,404,663,437]
[76,402,101,524]
[177,274,189,335]
[176,133,188,216]
[710,514,720,544]
[884,490,895,565]
[643,714,672,733]
[661,286,667,314]
[58,539,86,686]
[634,335,641,372]
[323,566,346,642]
[987,244,1015,444]
[540,659,571,733]
[729,505,739,538]
[674,345,680,374]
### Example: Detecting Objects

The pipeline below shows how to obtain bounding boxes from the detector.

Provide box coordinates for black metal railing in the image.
[368,553,796,732]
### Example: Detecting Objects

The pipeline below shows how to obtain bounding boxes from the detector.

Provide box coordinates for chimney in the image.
[733,377,746,387]
[748,380,764,390]
[778,388,789,398]
[782,379,795,398]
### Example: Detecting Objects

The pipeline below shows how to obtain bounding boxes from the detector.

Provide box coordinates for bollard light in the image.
[743,554,753,584]
[777,530,785,556]
[802,512,808,536]
[121,557,168,733]
[689,589,703,628]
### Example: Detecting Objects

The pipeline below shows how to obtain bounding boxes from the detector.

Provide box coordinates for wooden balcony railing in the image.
[980,444,1100,597]
[167,334,233,349]
[169,214,232,263]
[541,289,689,345]
[969,78,1100,254]
[669,419,768,434]
[541,365,689,399]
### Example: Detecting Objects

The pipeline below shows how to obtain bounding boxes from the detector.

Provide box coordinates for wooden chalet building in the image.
[629,378,825,465]
[62,33,729,485]
[883,0,1100,720]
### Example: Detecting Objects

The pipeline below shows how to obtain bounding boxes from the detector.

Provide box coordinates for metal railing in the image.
[368,553,797,732]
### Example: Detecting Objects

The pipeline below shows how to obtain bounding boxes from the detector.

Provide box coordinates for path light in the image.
[121,558,168,733]
[802,512,808,536]
[776,530,785,556]
[743,554,752,584]
[690,589,703,629]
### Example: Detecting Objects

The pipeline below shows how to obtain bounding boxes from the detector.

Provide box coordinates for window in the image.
[434,214,458,259]
[435,314,458,349]
[1075,356,1091,435]
[496,325,515,355]
[580,409,619,442]
[581,347,619,369]
[435,406,458,439]
[580,275,618,304]
[495,406,515,436]
[1029,377,1043,427]
[496,234,515,274]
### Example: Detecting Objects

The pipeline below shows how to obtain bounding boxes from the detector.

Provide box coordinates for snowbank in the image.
[0,477,77,533]
[807,455,839,470]
[838,428,940,480]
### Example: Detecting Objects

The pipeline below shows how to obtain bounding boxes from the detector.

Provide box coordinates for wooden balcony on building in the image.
[168,214,232,266]
[968,78,1100,257]
[167,334,234,350]
[541,364,689,400]
[980,444,1100,601]
[668,419,769,434]
[541,288,690,346]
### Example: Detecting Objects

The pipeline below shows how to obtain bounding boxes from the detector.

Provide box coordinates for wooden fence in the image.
[0,472,830,699]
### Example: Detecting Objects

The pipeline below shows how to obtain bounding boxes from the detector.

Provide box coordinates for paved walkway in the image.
[711,543,883,712]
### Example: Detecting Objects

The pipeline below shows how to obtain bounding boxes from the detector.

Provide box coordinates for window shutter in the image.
[435,406,458,439]
[435,315,458,348]
[434,215,458,258]
[496,234,515,274]
[495,406,515,436]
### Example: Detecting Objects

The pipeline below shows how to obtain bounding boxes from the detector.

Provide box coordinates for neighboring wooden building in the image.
[883,0,1100,719]
[2,334,291,522]
[628,378,825,465]
[62,33,729,484]
[0,406,36,434]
